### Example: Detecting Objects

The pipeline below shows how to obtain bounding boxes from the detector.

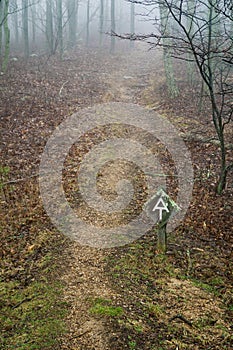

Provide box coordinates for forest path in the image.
[102,45,163,104]
[58,44,232,350]
[1,40,232,350]
[59,44,160,350]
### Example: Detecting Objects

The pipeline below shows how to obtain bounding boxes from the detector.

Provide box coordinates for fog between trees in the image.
[0,0,154,58]
[0,0,232,193]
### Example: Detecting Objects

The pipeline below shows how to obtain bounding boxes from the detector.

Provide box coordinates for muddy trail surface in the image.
[0,44,232,350]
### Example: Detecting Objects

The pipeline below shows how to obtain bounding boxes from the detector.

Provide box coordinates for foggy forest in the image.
[0,0,233,349]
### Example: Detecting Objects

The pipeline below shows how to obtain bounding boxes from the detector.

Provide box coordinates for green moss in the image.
[146,302,164,317]
[0,256,68,349]
[209,276,224,286]
[128,340,137,349]
[191,279,220,296]
[89,298,123,317]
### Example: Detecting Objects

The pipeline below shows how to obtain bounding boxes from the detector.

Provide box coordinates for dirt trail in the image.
[103,45,163,104]
[59,45,159,350]
[58,45,233,350]
[60,245,112,349]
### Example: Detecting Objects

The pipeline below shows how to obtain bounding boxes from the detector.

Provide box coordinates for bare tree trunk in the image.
[86,0,90,46]
[67,0,77,48]
[1,0,10,72]
[11,0,19,48]
[211,104,228,195]
[99,0,104,46]
[159,2,179,98]
[0,0,3,56]
[207,1,228,194]
[57,0,63,59]
[22,0,29,58]
[110,0,115,53]
[46,0,54,54]
[186,0,196,85]
[31,2,36,45]
[104,0,109,32]
[130,2,135,48]
[217,135,228,194]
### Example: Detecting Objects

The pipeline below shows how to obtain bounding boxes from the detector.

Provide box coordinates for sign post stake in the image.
[144,188,180,254]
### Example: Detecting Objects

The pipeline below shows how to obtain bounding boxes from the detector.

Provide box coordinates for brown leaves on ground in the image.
[0,44,232,349]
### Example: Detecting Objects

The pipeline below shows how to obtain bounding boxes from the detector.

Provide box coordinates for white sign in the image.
[152,197,170,221]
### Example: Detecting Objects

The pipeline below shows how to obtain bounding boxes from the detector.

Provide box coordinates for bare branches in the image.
[118,0,232,193]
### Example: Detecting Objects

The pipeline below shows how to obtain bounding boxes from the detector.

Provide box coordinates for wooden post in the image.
[157,222,167,253]
[156,193,177,253]
[144,188,180,254]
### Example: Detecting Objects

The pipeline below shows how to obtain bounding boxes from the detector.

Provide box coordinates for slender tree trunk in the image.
[159,3,179,98]
[217,135,227,194]
[207,2,227,194]
[110,0,115,53]
[104,0,109,31]
[67,0,77,48]
[13,0,19,48]
[31,3,36,45]
[208,0,219,76]
[198,79,205,114]
[211,107,228,195]
[231,4,233,35]
[99,0,104,47]
[46,0,54,54]
[2,0,10,72]
[22,0,29,58]
[186,0,195,85]
[57,0,63,59]
[130,2,135,48]
[86,0,90,46]
[0,0,3,56]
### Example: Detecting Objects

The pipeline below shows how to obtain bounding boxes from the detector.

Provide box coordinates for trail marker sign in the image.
[152,197,169,221]
[144,188,180,253]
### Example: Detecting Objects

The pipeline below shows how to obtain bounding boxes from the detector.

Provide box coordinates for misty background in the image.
[1,0,156,57]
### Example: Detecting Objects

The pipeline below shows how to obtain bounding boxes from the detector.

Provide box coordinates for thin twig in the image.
[59,80,69,96]
[12,297,34,309]
[145,172,179,178]
[169,314,193,327]
[2,173,38,186]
